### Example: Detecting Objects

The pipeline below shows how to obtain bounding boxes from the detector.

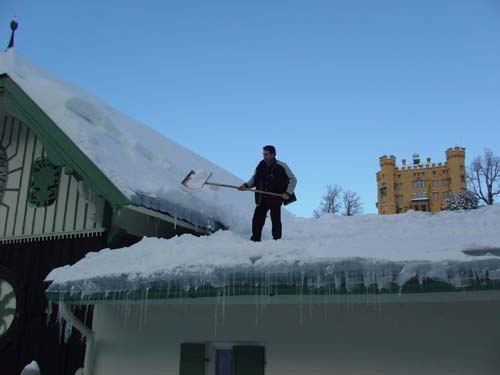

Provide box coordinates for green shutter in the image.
[180,343,206,375]
[232,345,265,375]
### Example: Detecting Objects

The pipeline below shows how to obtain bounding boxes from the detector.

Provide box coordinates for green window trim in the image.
[232,345,266,375]
[180,343,266,375]
[180,343,207,375]
[28,157,61,207]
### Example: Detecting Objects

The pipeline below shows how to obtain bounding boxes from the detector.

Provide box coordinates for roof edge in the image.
[45,278,500,305]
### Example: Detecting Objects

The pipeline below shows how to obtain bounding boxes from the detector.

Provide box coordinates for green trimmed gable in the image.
[0,74,128,209]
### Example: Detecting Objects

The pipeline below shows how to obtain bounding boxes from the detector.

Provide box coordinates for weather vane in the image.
[7,17,18,50]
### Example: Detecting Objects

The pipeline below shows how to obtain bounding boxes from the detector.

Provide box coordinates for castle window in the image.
[396,195,403,204]
[0,145,7,203]
[461,175,465,183]
[395,183,403,190]
[412,180,426,189]
[443,191,451,200]
[433,192,439,201]
[442,179,449,187]
[432,180,439,188]
[460,165,464,170]
[433,171,436,175]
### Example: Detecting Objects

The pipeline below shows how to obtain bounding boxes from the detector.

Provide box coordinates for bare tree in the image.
[342,190,363,216]
[468,149,500,205]
[313,184,343,218]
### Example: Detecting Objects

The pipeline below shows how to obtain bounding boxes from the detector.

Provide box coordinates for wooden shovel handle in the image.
[204,182,284,197]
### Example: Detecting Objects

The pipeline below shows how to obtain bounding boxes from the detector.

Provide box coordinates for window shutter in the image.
[232,345,265,375]
[180,343,206,375]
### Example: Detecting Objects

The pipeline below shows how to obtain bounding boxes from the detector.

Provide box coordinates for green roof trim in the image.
[0,74,128,208]
[45,277,500,304]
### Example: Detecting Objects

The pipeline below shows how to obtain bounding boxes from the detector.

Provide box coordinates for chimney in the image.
[426,157,431,164]
[402,159,406,166]
[412,153,420,165]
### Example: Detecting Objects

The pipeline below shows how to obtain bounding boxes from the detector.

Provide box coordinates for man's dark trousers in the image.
[251,198,282,241]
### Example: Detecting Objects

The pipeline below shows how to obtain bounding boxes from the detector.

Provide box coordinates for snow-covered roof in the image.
[0,49,256,231]
[46,206,500,303]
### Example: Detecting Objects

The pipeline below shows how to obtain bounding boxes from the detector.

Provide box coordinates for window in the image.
[432,180,438,188]
[0,265,18,349]
[396,195,403,205]
[0,279,16,338]
[443,191,451,200]
[433,192,439,201]
[412,180,426,189]
[379,185,387,203]
[461,175,465,183]
[0,145,7,203]
[395,183,403,190]
[180,342,266,375]
[28,157,61,207]
[442,179,449,187]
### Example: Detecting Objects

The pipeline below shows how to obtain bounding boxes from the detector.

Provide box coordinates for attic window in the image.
[28,157,61,208]
[0,145,7,203]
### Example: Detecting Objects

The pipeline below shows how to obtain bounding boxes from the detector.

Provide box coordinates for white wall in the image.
[92,294,500,375]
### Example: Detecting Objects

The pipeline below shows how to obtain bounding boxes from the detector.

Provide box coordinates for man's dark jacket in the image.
[244,159,297,206]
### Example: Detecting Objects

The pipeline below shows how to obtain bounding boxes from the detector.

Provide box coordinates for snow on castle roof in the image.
[0,49,255,231]
[46,206,500,302]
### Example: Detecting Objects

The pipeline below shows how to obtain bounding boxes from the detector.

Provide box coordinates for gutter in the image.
[60,302,96,375]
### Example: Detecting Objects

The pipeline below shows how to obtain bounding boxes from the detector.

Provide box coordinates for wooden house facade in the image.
[0,49,217,375]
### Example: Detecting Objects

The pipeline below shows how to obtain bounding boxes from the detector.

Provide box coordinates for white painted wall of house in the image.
[91,294,500,375]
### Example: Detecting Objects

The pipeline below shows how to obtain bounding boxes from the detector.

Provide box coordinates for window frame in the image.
[208,341,266,375]
[0,265,21,350]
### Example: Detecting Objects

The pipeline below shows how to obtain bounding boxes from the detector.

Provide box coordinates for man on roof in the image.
[239,145,297,241]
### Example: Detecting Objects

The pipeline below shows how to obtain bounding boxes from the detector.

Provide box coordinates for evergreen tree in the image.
[443,190,479,211]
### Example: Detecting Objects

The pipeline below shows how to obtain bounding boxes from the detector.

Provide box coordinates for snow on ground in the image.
[0,49,261,232]
[47,206,500,297]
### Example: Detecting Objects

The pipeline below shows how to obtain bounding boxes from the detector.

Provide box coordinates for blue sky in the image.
[2,0,500,217]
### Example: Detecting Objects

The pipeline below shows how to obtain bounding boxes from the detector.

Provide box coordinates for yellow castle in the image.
[376,147,466,214]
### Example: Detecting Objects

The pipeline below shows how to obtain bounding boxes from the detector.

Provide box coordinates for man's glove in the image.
[238,184,248,191]
[282,193,290,200]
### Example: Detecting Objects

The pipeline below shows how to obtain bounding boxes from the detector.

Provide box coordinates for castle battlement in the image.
[446,147,466,160]
[379,155,396,166]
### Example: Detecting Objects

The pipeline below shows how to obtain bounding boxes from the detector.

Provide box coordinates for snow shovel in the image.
[181,169,285,198]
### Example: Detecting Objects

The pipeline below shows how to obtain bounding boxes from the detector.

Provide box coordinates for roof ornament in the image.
[6,18,18,50]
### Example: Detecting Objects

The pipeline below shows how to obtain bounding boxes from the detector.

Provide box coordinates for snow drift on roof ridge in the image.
[0,49,258,232]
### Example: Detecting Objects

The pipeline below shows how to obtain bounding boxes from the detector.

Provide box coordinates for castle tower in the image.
[377,155,397,214]
[446,147,466,193]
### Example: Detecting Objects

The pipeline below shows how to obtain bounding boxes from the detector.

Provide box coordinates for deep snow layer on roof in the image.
[46,206,500,300]
[0,49,257,231]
